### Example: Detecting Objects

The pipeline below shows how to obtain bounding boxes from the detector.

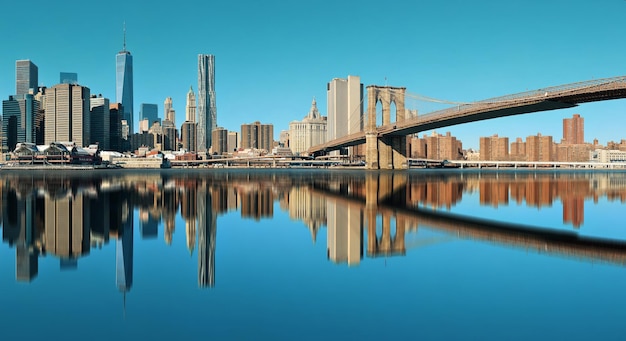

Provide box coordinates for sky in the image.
[1,0,625,149]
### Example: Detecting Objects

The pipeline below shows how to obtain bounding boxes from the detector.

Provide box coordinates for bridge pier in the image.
[364,85,409,170]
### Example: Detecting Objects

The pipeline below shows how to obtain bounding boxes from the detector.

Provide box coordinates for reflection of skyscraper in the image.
[241,188,273,220]
[197,54,217,152]
[326,199,362,265]
[16,244,38,281]
[44,194,90,259]
[139,209,158,239]
[198,186,216,287]
[116,199,133,297]
[288,186,327,243]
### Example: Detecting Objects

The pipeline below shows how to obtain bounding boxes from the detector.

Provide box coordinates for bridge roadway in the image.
[309,76,626,153]
[311,180,626,266]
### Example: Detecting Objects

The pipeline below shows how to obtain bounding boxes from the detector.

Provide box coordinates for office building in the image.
[162,122,177,151]
[563,114,584,145]
[164,97,173,121]
[327,75,363,155]
[16,60,38,97]
[288,98,327,154]
[227,131,239,153]
[140,103,159,127]
[2,94,41,152]
[44,83,91,147]
[241,121,273,152]
[181,121,197,152]
[116,28,134,134]
[110,103,123,152]
[211,127,228,155]
[90,96,110,150]
[197,54,217,152]
[60,72,78,84]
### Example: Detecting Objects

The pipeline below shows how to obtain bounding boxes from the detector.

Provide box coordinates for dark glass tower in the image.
[116,25,134,134]
[15,60,38,97]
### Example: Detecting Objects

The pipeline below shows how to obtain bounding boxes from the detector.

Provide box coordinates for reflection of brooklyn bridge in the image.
[1,170,626,288]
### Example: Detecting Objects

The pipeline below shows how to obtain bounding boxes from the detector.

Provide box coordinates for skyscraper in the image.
[2,94,41,151]
[186,86,196,122]
[164,97,173,122]
[16,60,38,97]
[139,103,159,125]
[44,83,91,147]
[197,54,217,152]
[90,96,111,149]
[116,25,134,134]
[60,72,78,85]
[327,75,363,155]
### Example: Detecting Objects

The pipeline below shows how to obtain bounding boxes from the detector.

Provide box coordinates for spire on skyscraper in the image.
[123,21,127,52]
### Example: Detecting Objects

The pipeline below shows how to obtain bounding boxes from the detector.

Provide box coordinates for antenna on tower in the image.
[123,21,127,51]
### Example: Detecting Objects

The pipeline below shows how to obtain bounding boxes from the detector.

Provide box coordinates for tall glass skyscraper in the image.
[16,60,38,97]
[139,103,159,125]
[116,28,134,134]
[197,54,217,152]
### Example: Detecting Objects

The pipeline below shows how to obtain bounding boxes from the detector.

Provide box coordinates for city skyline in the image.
[1,0,625,149]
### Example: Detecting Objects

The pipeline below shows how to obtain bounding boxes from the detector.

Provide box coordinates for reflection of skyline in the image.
[1,170,626,289]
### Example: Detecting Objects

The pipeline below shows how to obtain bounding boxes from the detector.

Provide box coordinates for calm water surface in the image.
[1,169,625,340]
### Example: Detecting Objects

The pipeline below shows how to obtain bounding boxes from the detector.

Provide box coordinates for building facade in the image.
[60,72,78,84]
[197,54,217,152]
[526,133,553,162]
[327,75,363,155]
[563,114,584,145]
[410,132,463,160]
[241,121,273,152]
[288,98,327,155]
[90,96,111,150]
[139,103,159,129]
[109,103,123,152]
[211,127,228,155]
[479,134,509,161]
[227,131,239,153]
[44,83,91,147]
[2,94,41,152]
[186,86,196,122]
[181,121,197,152]
[16,60,38,97]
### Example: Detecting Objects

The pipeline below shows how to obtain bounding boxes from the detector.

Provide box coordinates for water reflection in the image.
[1,170,626,288]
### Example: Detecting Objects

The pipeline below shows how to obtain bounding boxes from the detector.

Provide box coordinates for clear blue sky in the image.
[1,0,625,149]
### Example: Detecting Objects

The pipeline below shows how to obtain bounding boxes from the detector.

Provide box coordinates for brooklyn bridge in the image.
[308,76,626,169]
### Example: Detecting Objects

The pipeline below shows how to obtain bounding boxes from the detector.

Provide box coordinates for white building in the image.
[327,75,362,155]
[288,98,327,155]
[590,149,626,163]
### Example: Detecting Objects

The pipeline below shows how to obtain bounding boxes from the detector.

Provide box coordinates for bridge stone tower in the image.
[365,86,408,170]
